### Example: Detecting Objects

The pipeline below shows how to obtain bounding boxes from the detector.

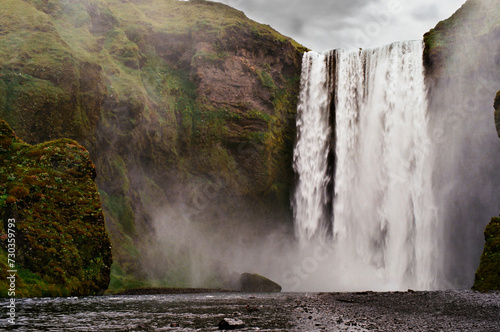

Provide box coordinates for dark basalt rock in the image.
[238,273,282,293]
[218,317,245,330]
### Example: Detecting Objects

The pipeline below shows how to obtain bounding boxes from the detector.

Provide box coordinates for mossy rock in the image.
[473,217,500,291]
[0,120,112,297]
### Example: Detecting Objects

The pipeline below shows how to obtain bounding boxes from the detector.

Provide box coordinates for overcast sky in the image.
[212,0,467,52]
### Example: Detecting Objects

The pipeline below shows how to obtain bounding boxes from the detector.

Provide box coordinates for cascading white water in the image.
[293,41,439,291]
[293,52,333,243]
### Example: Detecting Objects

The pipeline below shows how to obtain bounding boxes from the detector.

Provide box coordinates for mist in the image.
[139,183,300,290]
[427,0,500,287]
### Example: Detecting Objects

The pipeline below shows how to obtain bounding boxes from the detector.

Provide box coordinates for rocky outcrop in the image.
[473,217,500,291]
[238,273,282,293]
[0,0,305,291]
[423,0,500,287]
[0,120,112,297]
[473,92,500,291]
[423,0,500,79]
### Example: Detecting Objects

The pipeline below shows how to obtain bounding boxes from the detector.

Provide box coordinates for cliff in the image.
[423,0,500,288]
[423,0,500,79]
[0,0,305,291]
[473,216,500,291]
[473,92,500,291]
[0,120,112,297]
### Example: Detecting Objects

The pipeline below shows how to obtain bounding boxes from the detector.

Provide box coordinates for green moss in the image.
[257,69,276,90]
[0,120,112,297]
[106,195,135,235]
[473,217,500,291]
[106,263,148,294]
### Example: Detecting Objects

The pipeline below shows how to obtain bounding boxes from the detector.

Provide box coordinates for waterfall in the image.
[293,41,439,291]
[293,52,333,242]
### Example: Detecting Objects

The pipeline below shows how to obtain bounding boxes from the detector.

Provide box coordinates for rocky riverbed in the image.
[1,290,499,331]
[292,290,500,331]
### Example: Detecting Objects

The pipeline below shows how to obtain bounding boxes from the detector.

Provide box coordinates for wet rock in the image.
[246,305,260,313]
[494,90,500,137]
[218,318,245,330]
[238,273,282,292]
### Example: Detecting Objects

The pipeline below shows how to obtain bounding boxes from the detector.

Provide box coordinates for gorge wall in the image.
[424,0,500,287]
[0,0,305,290]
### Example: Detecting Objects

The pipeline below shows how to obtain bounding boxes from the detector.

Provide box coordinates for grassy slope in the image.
[0,0,306,292]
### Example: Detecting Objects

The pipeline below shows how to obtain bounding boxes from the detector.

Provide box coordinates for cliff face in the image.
[0,120,112,297]
[424,0,500,80]
[423,0,500,287]
[0,0,305,290]
[473,92,500,291]
[495,91,500,136]
[473,216,500,291]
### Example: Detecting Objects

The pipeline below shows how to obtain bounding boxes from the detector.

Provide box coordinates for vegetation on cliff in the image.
[473,93,500,291]
[473,217,500,291]
[0,120,112,297]
[0,0,306,291]
[423,0,500,288]
[423,0,500,78]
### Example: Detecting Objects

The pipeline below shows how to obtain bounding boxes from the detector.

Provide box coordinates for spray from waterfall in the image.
[293,41,440,291]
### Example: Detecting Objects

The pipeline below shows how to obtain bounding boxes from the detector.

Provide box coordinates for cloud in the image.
[212,0,466,51]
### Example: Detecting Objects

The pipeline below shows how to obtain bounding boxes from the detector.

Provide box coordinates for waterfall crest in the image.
[293,41,439,291]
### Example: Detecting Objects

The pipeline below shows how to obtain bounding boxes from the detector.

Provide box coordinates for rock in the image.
[238,273,282,293]
[494,91,500,137]
[473,217,500,291]
[218,318,245,330]
[245,305,260,313]
[0,120,112,297]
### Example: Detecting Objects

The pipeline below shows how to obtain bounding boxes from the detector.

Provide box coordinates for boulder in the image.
[218,318,245,330]
[238,273,282,293]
